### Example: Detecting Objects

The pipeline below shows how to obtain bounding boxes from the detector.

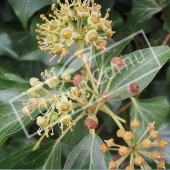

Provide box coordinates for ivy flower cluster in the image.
[100,120,167,169]
[36,0,114,63]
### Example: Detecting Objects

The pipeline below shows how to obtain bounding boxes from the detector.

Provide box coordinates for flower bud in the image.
[46,76,59,88]
[111,56,126,73]
[125,166,134,169]
[134,156,145,166]
[85,30,99,43]
[77,5,90,18]
[142,139,152,149]
[33,81,44,91]
[118,146,129,157]
[38,98,48,110]
[117,129,125,138]
[147,122,155,130]
[105,138,114,148]
[150,130,158,139]
[61,71,71,81]
[151,151,159,160]
[36,116,48,127]
[29,77,39,86]
[73,74,83,86]
[28,98,38,109]
[159,139,167,149]
[130,119,140,128]
[87,15,100,29]
[157,160,165,169]
[123,131,133,141]
[74,49,84,58]
[127,82,139,94]
[101,19,112,33]
[96,40,106,51]
[100,143,108,154]
[84,115,98,129]
[62,29,72,39]
[109,160,117,169]
[27,88,38,98]
[22,106,31,116]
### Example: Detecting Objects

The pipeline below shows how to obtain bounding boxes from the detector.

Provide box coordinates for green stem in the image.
[32,133,46,151]
[136,128,149,144]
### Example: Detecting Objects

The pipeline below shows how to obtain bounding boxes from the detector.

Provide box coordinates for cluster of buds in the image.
[100,120,167,169]
[36,0,114,63]
[22,67,87,137]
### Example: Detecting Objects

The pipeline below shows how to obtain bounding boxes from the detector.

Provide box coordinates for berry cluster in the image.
[100,120,167,169]
[36,0,114,63]
[22,67,86,136]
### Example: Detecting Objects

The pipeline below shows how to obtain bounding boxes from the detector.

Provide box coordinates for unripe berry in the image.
[151,151,159,160]
[111,56,126,73]
[118,146,129,157]
[74,49,84,58]
[27,87,38,98]
[130,119,140,128]
[117,129,125,138]
[142,139,152,149]
[100,143,108,154]
[38,98,48,110]
[134,156,145,166]
[84,115,98,129]
[28,98,38,109]
[105,138,114,148]
[159,139,167,149]
[36,116,48,127]
[29,77,39,86]
[109,160,117,169]
[73,74,83,86]
[157,160,165,169]
[61,71,71,81]
[46,76,59,88]
[150,130,158,139]
[33,81,44,91]
[22,106,31,116]
[123,131,133,141]
[125,166,134,169]
[147,122,155,130]
[127,82,139,94]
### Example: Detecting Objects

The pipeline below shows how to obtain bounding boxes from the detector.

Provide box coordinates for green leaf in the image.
[132,0,170,22]
[64,134,111,169]
[95,37,133,72]
[0,145,34,168]
[0,29,19,58]
[12,141,61,169]
[101,46,170,101]
[130,97,170,140]
[7,0,54,30]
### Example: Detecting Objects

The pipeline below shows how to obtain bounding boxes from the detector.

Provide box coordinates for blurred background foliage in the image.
[0,0,170,168]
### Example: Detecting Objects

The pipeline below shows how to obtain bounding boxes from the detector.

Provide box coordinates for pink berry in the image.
[73,74,83,86]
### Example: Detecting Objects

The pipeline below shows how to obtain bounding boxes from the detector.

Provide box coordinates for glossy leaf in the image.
[132,0,170,22]
[64,135,111,169]
[7,0,54,30]
[12,141,61,169]
[130,97,170,140]
[101,46,170,101]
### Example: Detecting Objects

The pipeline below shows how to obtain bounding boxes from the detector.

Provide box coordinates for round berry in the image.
[151,151,159,160]
[27,87,38,98]
[29,77,39,86]
[36,116,48,127]
[28,98,38,109]
[100,143,108,154]
[46,76,59,88]
[147,122,155,130]
[125,166,134,169]
[150,130,158,139]
[84,115,98,129]
[109,160,117,169]
[159,139,167,149]
[73,74,83,86]
[118,146,129,157]
[130,119,140,128]
[157,160,165,169]
[106,138,114,148]
[128,82,139,94]
[142,139,152,149]
[22,106,31,116]
[134,156,145,166]
[117,129,125,138]
[123,131,133,141]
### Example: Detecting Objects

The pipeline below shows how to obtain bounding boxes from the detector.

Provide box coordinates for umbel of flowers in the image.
[100,120,167,169]
[36,0,114,63]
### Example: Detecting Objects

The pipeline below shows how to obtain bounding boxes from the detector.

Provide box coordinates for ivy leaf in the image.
[7,0,54,30]
[0,145,34,169]
[132,0,170,22]
[12,141,61,169]
[0,29,19,58]
[130,97,170,140]
[64,134,111,169]
[101,46,170,101]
